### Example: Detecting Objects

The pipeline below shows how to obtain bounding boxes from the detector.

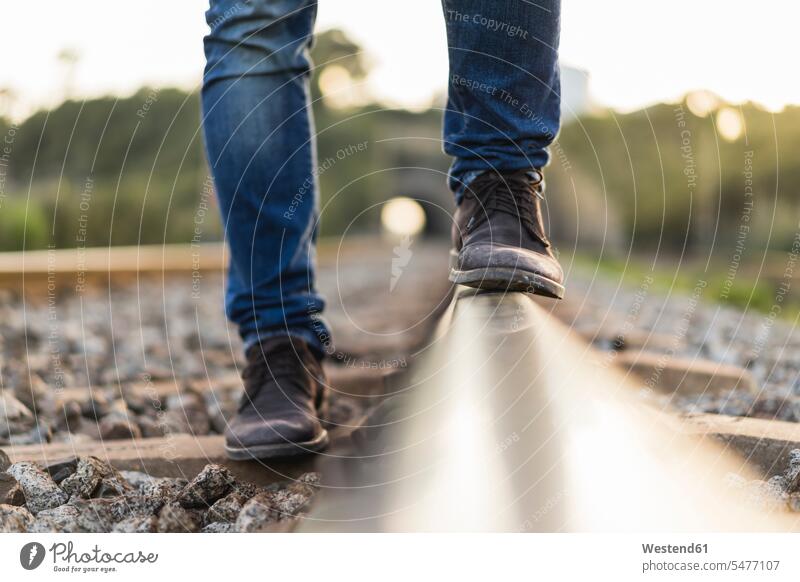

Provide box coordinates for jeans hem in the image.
[451,166,544,204]
[242,328,327,359]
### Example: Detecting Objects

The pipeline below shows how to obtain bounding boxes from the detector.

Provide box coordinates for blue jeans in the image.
[202,0,561,355]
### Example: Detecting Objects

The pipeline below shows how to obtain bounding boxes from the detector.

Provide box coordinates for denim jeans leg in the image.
[440,0,562,199]
[201,0,330,356]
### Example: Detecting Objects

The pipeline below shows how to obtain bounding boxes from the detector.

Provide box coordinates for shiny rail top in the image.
[303,288,796,532]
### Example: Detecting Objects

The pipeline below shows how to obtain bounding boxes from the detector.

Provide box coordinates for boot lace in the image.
[464,171,549,247]
[239,341,313,410]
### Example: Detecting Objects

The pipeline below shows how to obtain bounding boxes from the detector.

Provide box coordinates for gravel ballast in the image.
[0,457,319,533]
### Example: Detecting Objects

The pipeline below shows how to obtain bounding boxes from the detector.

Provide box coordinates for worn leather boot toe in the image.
[225,336,329,460]
[449,169,564,298]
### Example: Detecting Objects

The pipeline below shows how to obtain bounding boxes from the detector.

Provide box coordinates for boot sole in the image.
[449,265,564,299]
[225,429,330,461]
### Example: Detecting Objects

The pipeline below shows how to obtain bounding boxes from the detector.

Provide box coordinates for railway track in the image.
[2,240,800,531]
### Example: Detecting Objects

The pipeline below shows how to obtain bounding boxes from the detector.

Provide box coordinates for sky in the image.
[0,0,792,119]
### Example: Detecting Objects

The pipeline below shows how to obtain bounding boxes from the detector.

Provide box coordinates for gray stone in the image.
[44,457,79,483]
[81,393,111,421]
[94,476,135,498]
[27,518,61,532]
[99,414,142,440]
[232,473,318,529]
[75,420,102,440]
[57,400,83,432]
[70,495,165,532]
[118,470,153,492]
[297,472,321,488]
[7,461,68,513]
[8,422,51,445]
[118,470,186,499]
[142,477,187,500]
[0,391,34,432]
[235,493,277,532]
[0,449,9,471]
[0,472,25,505]
[136,415,166,438]
[11,374,50,415]
[785,449,800,492]
[0,503,34,532]
[163,391,211,436]
[176,464,234,508]
[61,457,133,499]
[271,488,312,519]
[232,481,260,500]
[28,505,81,533]
[207,398,237,434]
[206,491,246,524]
[67,500,116,532]
[157,502,200,533]
[122,386,155,415]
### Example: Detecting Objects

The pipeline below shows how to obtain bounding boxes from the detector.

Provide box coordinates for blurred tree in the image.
[11,30,799,261]
[0,29,450,250]
[551,99,800,256]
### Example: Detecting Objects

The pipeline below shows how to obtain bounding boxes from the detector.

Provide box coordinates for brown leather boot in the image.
[224,336,329,460]
[449,169,564,299]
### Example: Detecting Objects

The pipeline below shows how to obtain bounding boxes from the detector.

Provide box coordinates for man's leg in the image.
[202,0,330,459]
[442,0,565,298]
[202,0,330,354]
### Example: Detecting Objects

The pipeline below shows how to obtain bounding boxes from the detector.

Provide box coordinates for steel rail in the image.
[302,287,797,531]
